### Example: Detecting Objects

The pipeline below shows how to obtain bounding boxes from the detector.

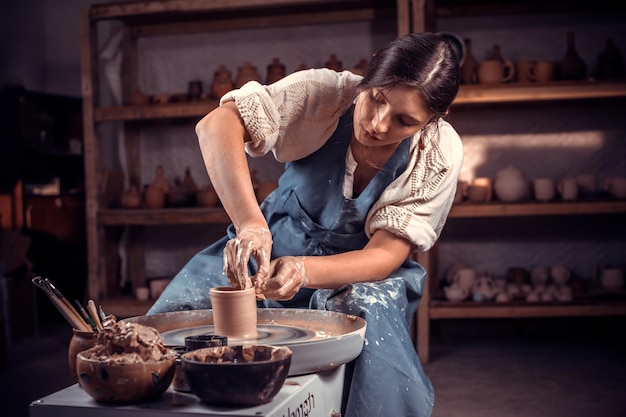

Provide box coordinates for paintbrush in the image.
[31,277,92,332]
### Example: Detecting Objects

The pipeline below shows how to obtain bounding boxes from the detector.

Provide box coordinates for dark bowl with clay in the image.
[181,344,292,406]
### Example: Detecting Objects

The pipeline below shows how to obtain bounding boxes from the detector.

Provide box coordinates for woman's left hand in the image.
[258,256,308,301]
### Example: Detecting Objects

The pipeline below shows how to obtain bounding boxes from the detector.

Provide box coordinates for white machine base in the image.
[30,364,345,417]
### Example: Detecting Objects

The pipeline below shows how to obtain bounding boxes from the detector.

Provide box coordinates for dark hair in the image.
[358,32,460,117]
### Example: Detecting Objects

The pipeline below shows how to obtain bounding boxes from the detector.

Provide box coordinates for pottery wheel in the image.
[126,308,367,376]
[161,324,317,346]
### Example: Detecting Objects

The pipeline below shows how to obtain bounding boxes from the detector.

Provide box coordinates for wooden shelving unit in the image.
[80,0,410,318]
[412,1,626,363]
[81,1,626,330]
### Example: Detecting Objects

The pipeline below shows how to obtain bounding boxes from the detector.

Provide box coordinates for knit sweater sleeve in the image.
[220,68,362,162]
[366,119,464,253]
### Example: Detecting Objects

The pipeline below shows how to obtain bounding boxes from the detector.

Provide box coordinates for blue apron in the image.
[149,111,435,417]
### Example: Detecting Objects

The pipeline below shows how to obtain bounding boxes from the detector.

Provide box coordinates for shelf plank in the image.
[94,101,218,122]
[449,200,626,218]
[98,207,231,225]
[429,300,626,319]
[90,0,387,21]
[454,81,626,105]
[93,81,626,122]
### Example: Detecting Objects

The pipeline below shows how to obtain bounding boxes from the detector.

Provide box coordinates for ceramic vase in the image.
[460,38,479,84]
[557,31,587,80]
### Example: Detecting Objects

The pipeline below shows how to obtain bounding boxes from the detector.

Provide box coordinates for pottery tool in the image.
[74,299,98,332]
[31,277,92,332]
[87,299,104,331]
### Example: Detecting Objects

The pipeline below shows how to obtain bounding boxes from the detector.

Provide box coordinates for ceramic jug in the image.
[494,165,529,202]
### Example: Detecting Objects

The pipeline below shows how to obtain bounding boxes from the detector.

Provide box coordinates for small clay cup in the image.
[210,287,258,340]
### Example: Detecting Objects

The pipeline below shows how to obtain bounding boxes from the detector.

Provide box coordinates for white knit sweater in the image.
[221,68,463,252]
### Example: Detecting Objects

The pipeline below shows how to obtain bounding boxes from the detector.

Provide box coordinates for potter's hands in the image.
[259,256,308,301]
[223,226,272,290]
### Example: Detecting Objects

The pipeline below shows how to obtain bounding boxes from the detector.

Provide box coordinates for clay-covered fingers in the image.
[260,256,307,301]
[222,227,272,290]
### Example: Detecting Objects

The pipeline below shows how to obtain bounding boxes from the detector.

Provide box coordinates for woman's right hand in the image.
[222,226,273,290]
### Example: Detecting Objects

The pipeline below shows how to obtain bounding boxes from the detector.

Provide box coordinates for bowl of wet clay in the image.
[181,344,292,406]
[76,347,177,404]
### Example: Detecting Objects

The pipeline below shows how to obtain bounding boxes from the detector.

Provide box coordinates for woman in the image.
[149,32,462,416]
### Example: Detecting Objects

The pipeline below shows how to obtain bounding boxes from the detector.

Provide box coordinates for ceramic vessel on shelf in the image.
[596,38,625,80]
[196,185,219,207]
[460,38,479,84]
[472,276,497,302]
[266,57,286,84]
[121,185,142,208]
[527,61,556,83]
[600,267,624,292]
[144,183,165,209]
[235,62,261,88]
[211,65,234,99]
[324,54,343,71]
[558,177,579,201]
[557,31,587,80]
[349,58,369,76]
[182,167,199,196]
[494,165,529,202]
[604,176,626,199]
[453,267,477,292]
[444,282,468,302]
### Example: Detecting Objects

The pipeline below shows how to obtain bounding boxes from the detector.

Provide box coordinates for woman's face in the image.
[353,85,434,149]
